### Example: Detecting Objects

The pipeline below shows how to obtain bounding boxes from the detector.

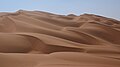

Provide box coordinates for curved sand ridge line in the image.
[0,10,120,67]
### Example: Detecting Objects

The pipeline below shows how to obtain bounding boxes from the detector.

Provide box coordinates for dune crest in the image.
[0,10,120,67]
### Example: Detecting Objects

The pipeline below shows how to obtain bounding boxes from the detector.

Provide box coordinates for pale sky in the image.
[0,0,120,20]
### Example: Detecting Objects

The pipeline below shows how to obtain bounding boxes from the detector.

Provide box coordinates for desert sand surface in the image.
[0,10,120,67]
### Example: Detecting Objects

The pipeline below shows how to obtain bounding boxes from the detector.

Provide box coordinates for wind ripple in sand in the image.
[0,10,120,67]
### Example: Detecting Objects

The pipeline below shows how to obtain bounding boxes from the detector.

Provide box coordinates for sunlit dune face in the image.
[0,10,120,67]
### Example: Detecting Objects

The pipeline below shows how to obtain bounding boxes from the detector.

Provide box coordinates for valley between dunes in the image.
[0,10,120,67]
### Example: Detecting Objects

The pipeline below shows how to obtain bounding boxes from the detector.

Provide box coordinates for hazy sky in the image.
[0,0,120,20]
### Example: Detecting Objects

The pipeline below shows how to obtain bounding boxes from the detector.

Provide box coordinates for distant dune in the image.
[0,10,120,67]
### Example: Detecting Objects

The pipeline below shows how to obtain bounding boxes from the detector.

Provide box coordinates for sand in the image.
[0,10,120,67]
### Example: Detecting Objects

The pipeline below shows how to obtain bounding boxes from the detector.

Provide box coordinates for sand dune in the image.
[0,10,120,67]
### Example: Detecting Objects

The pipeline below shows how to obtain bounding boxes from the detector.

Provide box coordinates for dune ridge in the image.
[0,10,120,67]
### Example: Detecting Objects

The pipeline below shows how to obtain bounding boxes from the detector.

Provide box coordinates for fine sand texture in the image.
[0,10,120,67]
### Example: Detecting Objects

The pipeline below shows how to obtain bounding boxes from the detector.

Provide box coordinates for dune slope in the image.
[0,10,120,67]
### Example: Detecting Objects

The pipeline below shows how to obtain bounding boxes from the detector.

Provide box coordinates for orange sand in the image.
[0,10,120,67]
